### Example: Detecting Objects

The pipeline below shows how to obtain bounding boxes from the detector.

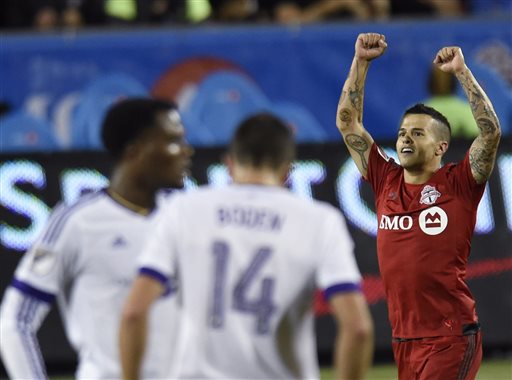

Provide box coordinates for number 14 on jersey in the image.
[209,240,276,335]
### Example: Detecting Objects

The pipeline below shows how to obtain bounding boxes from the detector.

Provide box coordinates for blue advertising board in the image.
[1,19,511,151]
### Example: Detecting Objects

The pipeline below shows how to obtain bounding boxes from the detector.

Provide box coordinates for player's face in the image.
[396,114,440,170]
[137,110,193,188]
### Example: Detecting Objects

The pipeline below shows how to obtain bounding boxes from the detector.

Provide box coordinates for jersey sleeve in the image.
[11,202,80,300]
[0,203,80,379]
[137,196,180,289]
[0,288,51,379]
[316,207,362,300]
[448,151,486,206]
[365,143,399,197]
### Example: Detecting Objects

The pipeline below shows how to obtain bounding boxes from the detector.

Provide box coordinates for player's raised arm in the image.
[336,33,387,178]
[434,47,501,184]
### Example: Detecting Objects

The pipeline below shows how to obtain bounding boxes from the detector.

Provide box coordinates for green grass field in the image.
[53,359,511,379]
[321,359,512,379]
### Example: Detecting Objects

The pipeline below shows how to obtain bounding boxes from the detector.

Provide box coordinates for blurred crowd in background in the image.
[1,0,511,31]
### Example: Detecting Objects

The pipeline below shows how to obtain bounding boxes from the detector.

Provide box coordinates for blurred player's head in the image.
[227,112,295,185]
[101,98,193,189]
[397,103,451,170]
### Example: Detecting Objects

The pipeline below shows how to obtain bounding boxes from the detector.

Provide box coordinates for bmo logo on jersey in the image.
[379,215,413,230]
[419,206,448,235]
[379,206,448,235]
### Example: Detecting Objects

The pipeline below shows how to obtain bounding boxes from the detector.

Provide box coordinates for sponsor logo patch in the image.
[419,206,448,235]
[30,248,56,276]
[112,236,127,248]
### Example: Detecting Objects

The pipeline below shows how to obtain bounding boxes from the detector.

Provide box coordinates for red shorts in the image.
[392,332,482,380]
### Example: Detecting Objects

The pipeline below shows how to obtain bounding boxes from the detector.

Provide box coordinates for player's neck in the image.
[402,155,443,184]
[232,168,284,187]
[403,167,439,184]
[108,172,156,213]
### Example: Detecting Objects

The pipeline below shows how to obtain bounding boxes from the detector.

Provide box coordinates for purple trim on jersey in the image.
[40,203,67,244]
[11,279,55,303]
[17,297,47,379]
[139,267,173,296]
[324,282,361,300]
[104,188,157,216]
[42,192,103,245]
[139,267,168,284]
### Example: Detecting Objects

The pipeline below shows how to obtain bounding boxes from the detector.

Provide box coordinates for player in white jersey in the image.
[120,113,374,380]
[0,98,193,379]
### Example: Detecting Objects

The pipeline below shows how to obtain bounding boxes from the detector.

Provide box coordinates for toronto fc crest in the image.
[419,185,441,205]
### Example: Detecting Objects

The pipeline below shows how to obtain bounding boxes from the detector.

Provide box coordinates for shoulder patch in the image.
[30,248,56,276]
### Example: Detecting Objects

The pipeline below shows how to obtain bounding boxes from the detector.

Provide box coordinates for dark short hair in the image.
[229,113,296,169]
[101,98,177,159]
[402,103,451,142]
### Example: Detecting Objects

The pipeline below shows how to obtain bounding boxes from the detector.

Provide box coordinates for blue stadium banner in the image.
[1,19,511,152]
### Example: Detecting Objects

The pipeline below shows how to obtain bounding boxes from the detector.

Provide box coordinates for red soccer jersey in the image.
[365,143,486,338]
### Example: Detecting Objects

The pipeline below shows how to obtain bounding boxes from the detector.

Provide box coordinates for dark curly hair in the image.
[101,98,177,159]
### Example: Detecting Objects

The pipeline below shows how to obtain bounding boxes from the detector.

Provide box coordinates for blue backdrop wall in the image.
[1,18,511,151]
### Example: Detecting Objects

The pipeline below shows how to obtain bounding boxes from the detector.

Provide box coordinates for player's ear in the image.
[435,141,449,157]
[223,153,235,177]
[122,138,148,162]
[121,141,140,161]
[280,162,293,185]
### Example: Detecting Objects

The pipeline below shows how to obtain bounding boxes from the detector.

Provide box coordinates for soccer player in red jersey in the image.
[335,33,501,380]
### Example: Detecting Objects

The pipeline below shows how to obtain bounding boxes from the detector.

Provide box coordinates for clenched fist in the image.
[355,33,387,61]
[433,47,466,74]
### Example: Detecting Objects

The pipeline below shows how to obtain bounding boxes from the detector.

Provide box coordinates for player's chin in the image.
[398,156,415,169]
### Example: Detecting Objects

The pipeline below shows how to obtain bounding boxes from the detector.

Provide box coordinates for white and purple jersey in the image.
[138,184,362,379]
[0,190,180,379]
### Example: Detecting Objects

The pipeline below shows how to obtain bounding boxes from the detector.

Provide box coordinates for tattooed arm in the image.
[336,33,387,178]
[434,47,501,184]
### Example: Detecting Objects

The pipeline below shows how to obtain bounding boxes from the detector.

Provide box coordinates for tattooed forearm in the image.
[476,117,498,137]
[339,90,347,104]
[469,146,495,182]
[349,61,364,120]
[336,57,373,176]
[349,86,363,115]
[338,108,353,128]
[456,68,500,136]
[345,134,369,170]
[458,66,502,183]
[336,58,369,131]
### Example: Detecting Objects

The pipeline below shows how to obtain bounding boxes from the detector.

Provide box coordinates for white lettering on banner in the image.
[0,153,511,251]
[379,215,413,231]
